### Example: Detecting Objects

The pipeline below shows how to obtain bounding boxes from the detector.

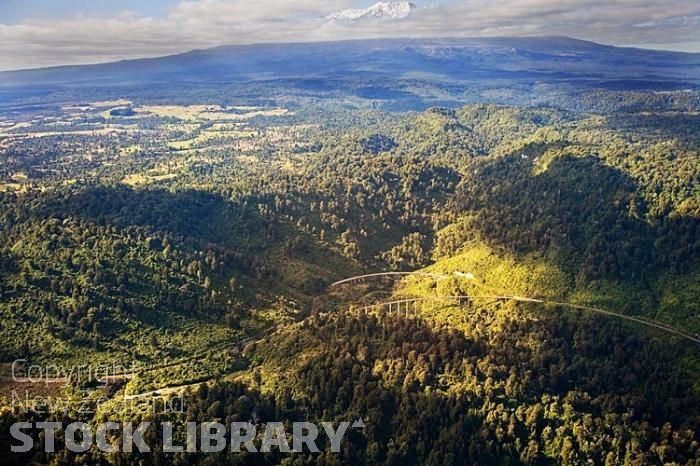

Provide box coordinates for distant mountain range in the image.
[1,36,699,112]
[325,1,416,22]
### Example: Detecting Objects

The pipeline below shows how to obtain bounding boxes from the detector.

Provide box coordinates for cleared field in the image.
[0,122,32,134]
[6,127,138,139]
[122,173,179,186]
[137,105,289,121]
[0,183,26,193]
[92,99,133,107]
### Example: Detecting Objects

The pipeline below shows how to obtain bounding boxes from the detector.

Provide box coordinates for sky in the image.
[1,0,699,71]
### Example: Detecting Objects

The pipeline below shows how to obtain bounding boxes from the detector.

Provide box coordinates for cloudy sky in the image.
[1,0,699,71]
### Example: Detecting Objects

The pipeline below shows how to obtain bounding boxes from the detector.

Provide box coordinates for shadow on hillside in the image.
[5,185,366,336]
[251,309,697,464]
[606,111,700,145]
[36,186,266,248]
[453,155,699,282]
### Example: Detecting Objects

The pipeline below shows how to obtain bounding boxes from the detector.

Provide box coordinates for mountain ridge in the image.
[2,35,699,78]
[1,36,699,113]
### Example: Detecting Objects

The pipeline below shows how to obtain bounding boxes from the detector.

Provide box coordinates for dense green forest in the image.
[0,101,698,464]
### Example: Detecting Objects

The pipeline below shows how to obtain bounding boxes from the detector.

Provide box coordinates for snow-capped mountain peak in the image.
[326,1,417,22]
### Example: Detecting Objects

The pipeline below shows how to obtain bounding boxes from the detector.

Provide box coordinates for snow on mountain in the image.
[325,1,417,22]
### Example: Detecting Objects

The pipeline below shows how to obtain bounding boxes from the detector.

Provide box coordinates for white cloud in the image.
[0,0,699,71]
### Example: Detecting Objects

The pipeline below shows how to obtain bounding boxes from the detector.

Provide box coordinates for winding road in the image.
[334,272,700,344]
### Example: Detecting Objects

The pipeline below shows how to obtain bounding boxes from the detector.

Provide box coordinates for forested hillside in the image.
[1,100,698,465]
